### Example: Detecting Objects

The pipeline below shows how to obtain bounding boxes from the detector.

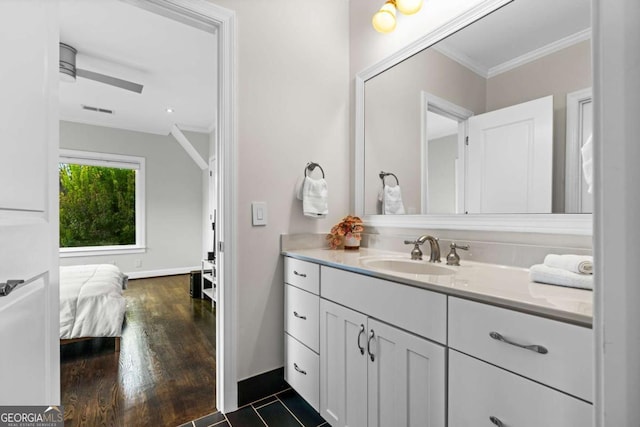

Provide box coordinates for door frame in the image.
[593,0,640,424]
[564,87,593,213]
[119,0,238,412]
[420,92,473,214]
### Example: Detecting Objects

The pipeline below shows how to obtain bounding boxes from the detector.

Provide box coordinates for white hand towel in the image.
[529,264,593,290]
[301,176,328,218]
[581,134,594,194]
[295,176,305,201]
[381,185,405,215]
[544,254,593,275]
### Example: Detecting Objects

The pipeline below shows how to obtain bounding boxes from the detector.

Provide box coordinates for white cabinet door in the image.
[0,1,59,405]
[367,319,446,427]
[449,350,592,427]
[466,95,553,213]
[320,299,368,427]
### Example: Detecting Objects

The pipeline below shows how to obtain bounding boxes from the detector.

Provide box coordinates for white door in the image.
[466,95,553,213]
[320,299,368,427]
[367,319,446,427]
[0,1,60,405]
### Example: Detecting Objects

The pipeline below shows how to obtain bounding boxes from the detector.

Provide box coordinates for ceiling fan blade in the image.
[76,68,143,94]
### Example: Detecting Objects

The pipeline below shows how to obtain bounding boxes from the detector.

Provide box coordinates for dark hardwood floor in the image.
[61,274,216,427]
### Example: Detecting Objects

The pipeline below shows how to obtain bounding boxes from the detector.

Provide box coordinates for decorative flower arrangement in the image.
[327,215,364,249]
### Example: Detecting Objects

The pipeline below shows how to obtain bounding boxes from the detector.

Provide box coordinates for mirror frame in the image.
[355,0,592,235]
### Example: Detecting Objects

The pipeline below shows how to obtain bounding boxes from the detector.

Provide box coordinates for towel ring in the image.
[379,171,399,186]
[305,162,325,178]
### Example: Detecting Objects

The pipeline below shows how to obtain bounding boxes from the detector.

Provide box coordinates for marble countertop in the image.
[282,248,593,327]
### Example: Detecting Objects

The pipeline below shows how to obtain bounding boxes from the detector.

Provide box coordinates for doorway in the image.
[57,0,237,422]
[421,92,473,214]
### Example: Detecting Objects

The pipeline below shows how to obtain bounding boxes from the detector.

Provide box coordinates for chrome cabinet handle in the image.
[294,363,307,375]
[489,331,548,355]
[0,280,25,297]
[357,324,365,355]
[489,416,504,426]
[367,329,376,362]
[293,270,307,278]
[293,311,307,320]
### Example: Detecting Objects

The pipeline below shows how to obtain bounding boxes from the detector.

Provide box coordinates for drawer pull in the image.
[489,416,504,426]
[293,270,307,278]
[367,329,376,362]
[489,331,548,355]
[293,311,307,320]
[294,363,307,375]
[357,324,365,355]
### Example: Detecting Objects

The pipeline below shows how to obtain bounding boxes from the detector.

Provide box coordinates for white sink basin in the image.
[361,258,455,276]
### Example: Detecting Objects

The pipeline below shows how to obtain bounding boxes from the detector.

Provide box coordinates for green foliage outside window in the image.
[59,163,136,248]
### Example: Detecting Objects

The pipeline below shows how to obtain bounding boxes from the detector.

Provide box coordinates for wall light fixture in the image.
[372,0,423,34]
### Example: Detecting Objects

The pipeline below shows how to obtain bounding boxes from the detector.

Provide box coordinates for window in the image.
[59,149,145,257]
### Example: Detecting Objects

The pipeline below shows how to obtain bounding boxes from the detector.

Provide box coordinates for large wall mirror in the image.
[355,0,592,233]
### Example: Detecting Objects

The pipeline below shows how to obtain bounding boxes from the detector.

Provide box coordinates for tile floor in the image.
[179,388,328,427]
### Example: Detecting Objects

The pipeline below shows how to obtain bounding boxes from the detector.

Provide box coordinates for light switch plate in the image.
[251,202,267,226]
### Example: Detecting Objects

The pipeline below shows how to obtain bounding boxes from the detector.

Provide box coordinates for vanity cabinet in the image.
[319,267,446,427]
[448,297,593,426]
[284,257,321,411]
[282,255,593,427]
[448,350,592,427]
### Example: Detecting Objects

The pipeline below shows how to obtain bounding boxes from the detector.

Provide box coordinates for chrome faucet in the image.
[403,235,441,262]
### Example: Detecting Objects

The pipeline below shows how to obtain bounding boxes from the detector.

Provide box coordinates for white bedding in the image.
[60,264,128,340]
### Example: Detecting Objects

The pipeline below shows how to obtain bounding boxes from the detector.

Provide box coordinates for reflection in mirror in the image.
[426,111,459,214]
[363,0,591,216]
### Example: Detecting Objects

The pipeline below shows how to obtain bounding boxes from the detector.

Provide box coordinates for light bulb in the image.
[396,0,423,15]
[372,1,397,34]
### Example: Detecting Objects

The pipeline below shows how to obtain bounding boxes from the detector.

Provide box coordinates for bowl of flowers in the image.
[327,215,364,250]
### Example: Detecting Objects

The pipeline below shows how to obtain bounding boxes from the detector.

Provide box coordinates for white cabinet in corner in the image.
[320,298,446,427]
[285,332,320,411]
[449,296,593,402]
[449,350,592,427]
[284,257,321,412]
[448,297,593,425]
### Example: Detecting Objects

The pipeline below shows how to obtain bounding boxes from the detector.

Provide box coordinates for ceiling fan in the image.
[59,42,144,94]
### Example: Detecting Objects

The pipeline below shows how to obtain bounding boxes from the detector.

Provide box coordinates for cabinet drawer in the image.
[321,266,447,344]
[285,284,319,353]
[448,297,593,401]
[285,333,319,411]
[449,350,592,427]
[285,257,320,295]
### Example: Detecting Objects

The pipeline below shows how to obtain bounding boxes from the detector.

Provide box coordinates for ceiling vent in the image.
[82,104,114,114]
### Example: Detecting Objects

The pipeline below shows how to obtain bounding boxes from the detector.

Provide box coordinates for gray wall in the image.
[59,121,209,276]
[428,134,458,213]
[206,0,351,381]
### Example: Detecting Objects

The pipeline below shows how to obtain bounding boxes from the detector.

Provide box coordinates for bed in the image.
[59,264,128,351]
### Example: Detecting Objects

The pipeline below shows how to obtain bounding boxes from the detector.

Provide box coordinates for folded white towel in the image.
[529,264,593,290]
[581,134,593,194]
[544,254,593,275]
[301,176,328,218]
[378,185,405,215]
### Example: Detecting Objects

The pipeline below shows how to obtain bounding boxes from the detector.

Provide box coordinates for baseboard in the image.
[237,367,287,407]
[126,266,200,280]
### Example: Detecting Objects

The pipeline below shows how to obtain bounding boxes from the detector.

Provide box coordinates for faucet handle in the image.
[404,240,423,260]
[450,242,469,251]
[404,239,424,246]
[446,242,469,266]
